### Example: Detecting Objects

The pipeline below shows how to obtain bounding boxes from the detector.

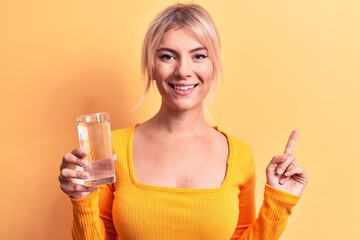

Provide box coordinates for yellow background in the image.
[1,0,359,239]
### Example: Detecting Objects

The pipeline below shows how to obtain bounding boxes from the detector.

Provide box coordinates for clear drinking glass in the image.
[76,112,115,186]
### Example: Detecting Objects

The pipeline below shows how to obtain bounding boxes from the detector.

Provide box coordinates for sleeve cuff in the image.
[70,191,99,209]
[264,184,300,206]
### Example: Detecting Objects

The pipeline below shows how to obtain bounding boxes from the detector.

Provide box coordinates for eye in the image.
[159,54,175,61]
[194,54,207,61]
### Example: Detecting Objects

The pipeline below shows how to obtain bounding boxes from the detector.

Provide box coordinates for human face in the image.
[154,27,214,113]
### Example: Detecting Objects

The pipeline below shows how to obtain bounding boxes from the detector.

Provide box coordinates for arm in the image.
[231,130,305,239]
[59,148,118,240]
[71,183,118,240]
[232,184,299,239]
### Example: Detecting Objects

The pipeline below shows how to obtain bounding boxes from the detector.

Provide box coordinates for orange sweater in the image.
[71,126,300,239]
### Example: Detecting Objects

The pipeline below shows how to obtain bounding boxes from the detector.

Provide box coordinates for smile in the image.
[168,83,198,91]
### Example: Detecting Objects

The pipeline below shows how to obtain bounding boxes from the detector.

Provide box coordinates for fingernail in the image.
[277,167,283,175]
[79,148,87,156]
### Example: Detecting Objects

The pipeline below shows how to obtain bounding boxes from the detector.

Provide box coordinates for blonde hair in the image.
[141,3,222,98]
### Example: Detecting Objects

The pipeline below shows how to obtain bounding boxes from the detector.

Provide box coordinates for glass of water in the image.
[76,112,115,186]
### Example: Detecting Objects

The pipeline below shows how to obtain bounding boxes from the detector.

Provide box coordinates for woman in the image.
[59,3,307,239]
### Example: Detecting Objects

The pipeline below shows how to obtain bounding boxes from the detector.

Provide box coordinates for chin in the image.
[170,101,203,112]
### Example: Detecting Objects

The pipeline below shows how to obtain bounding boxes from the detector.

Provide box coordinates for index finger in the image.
[60,148,88,170]
[284,129,299,154]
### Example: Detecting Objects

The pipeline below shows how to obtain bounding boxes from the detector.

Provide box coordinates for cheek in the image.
[153,62,172,80]
[198,62,214,82]
[153,65,175,91]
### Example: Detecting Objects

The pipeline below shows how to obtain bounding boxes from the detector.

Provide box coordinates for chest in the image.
[132,135,229,188]
[113,186,240,240]
[110,127,253,240]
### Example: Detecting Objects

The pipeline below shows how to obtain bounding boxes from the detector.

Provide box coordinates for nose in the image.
[174,58,192,79]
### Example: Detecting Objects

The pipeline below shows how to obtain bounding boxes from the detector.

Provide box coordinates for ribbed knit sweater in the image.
[71,125,300,239]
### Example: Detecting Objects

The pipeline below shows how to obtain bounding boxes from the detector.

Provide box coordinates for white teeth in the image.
[174,85,195,91]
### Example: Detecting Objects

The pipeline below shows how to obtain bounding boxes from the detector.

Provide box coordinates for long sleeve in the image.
[232,184,300,240]
[71,183,117,240]
[228,132,301,240]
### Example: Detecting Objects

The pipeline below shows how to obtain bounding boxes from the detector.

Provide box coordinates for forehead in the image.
[158,27,205,50]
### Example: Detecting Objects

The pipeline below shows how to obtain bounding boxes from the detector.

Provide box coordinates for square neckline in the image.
[127,124,234,193]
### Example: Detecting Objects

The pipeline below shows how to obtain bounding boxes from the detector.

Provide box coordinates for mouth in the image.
[168,83,199,91]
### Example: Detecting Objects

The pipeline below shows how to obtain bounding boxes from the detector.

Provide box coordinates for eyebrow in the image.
[156,47,208,54]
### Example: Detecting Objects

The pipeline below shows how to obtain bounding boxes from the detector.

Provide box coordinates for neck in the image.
[148,102,210,134]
